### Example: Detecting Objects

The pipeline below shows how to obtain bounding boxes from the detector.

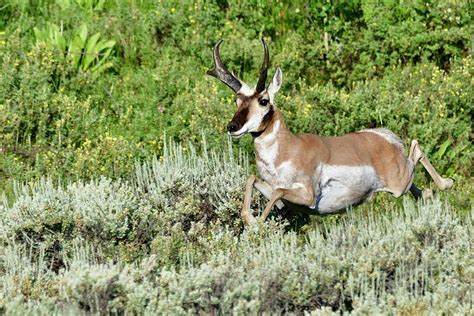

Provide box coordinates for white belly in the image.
[315,164,382,214]
[257,157,383,215]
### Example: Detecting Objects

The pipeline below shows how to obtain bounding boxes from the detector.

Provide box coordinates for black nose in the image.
[227,122,238,133]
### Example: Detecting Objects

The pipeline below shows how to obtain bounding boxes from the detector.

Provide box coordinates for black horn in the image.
[207,40,242,93]
[255,38,269,93]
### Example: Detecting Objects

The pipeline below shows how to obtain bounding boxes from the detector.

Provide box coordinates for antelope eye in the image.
[259,98,269,106]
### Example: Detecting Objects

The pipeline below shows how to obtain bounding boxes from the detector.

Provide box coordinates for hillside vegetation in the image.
[0,0,472,313]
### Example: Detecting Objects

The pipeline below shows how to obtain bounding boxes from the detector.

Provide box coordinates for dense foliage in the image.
[1,0,472,192]
[0,0,472,313]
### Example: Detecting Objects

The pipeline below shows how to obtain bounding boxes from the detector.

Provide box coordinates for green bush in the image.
[1,0,471,196]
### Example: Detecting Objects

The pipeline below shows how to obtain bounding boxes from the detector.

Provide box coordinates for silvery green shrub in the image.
[0,141,472,314]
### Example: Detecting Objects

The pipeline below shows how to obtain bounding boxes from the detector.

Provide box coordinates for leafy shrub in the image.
[1,0,472,198]
[56,0,106,12]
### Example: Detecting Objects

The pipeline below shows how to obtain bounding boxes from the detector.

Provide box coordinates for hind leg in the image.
[409,183,433,200]
[408,140,453,191]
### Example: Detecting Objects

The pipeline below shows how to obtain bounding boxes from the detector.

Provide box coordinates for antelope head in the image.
[207,39,282,138]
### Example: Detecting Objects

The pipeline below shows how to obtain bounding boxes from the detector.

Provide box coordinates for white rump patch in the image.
[358,128,403,147]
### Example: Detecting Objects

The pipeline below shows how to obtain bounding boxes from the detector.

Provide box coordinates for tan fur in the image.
[256,109,413,197]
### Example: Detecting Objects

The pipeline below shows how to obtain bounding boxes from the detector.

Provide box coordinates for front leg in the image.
[241,176,285,225]
[242,175,257,225]
[254,179,285,210]
[261,183,315,221]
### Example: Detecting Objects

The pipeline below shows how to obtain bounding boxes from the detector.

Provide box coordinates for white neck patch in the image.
[255,119,280,184]
[255,119,280,146]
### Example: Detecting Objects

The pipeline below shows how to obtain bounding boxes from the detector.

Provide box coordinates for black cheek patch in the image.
[251,106,274,138]
[261,106,274,126]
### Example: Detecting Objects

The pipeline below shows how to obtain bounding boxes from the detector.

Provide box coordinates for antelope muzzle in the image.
[227,106,249,137]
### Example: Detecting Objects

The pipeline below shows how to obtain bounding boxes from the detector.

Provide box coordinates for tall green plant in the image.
[33,22,115,78]
[56,0,106,11]
[68,23,115,76]
[33,22,67,53]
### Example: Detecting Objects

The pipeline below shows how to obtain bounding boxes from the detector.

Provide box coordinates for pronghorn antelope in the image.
[207,39,454,225]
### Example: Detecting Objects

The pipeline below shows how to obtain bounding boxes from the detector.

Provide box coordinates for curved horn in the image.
[255,38,269,93]
[207,40,242,93]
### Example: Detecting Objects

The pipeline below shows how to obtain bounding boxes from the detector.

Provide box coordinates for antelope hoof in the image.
[422,189,433,200]
[439,178,454,190]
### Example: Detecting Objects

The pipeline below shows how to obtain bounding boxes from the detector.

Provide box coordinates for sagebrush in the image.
[1,142,472,314]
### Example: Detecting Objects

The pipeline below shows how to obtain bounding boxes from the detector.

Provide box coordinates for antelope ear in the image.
[267,67,282,101]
